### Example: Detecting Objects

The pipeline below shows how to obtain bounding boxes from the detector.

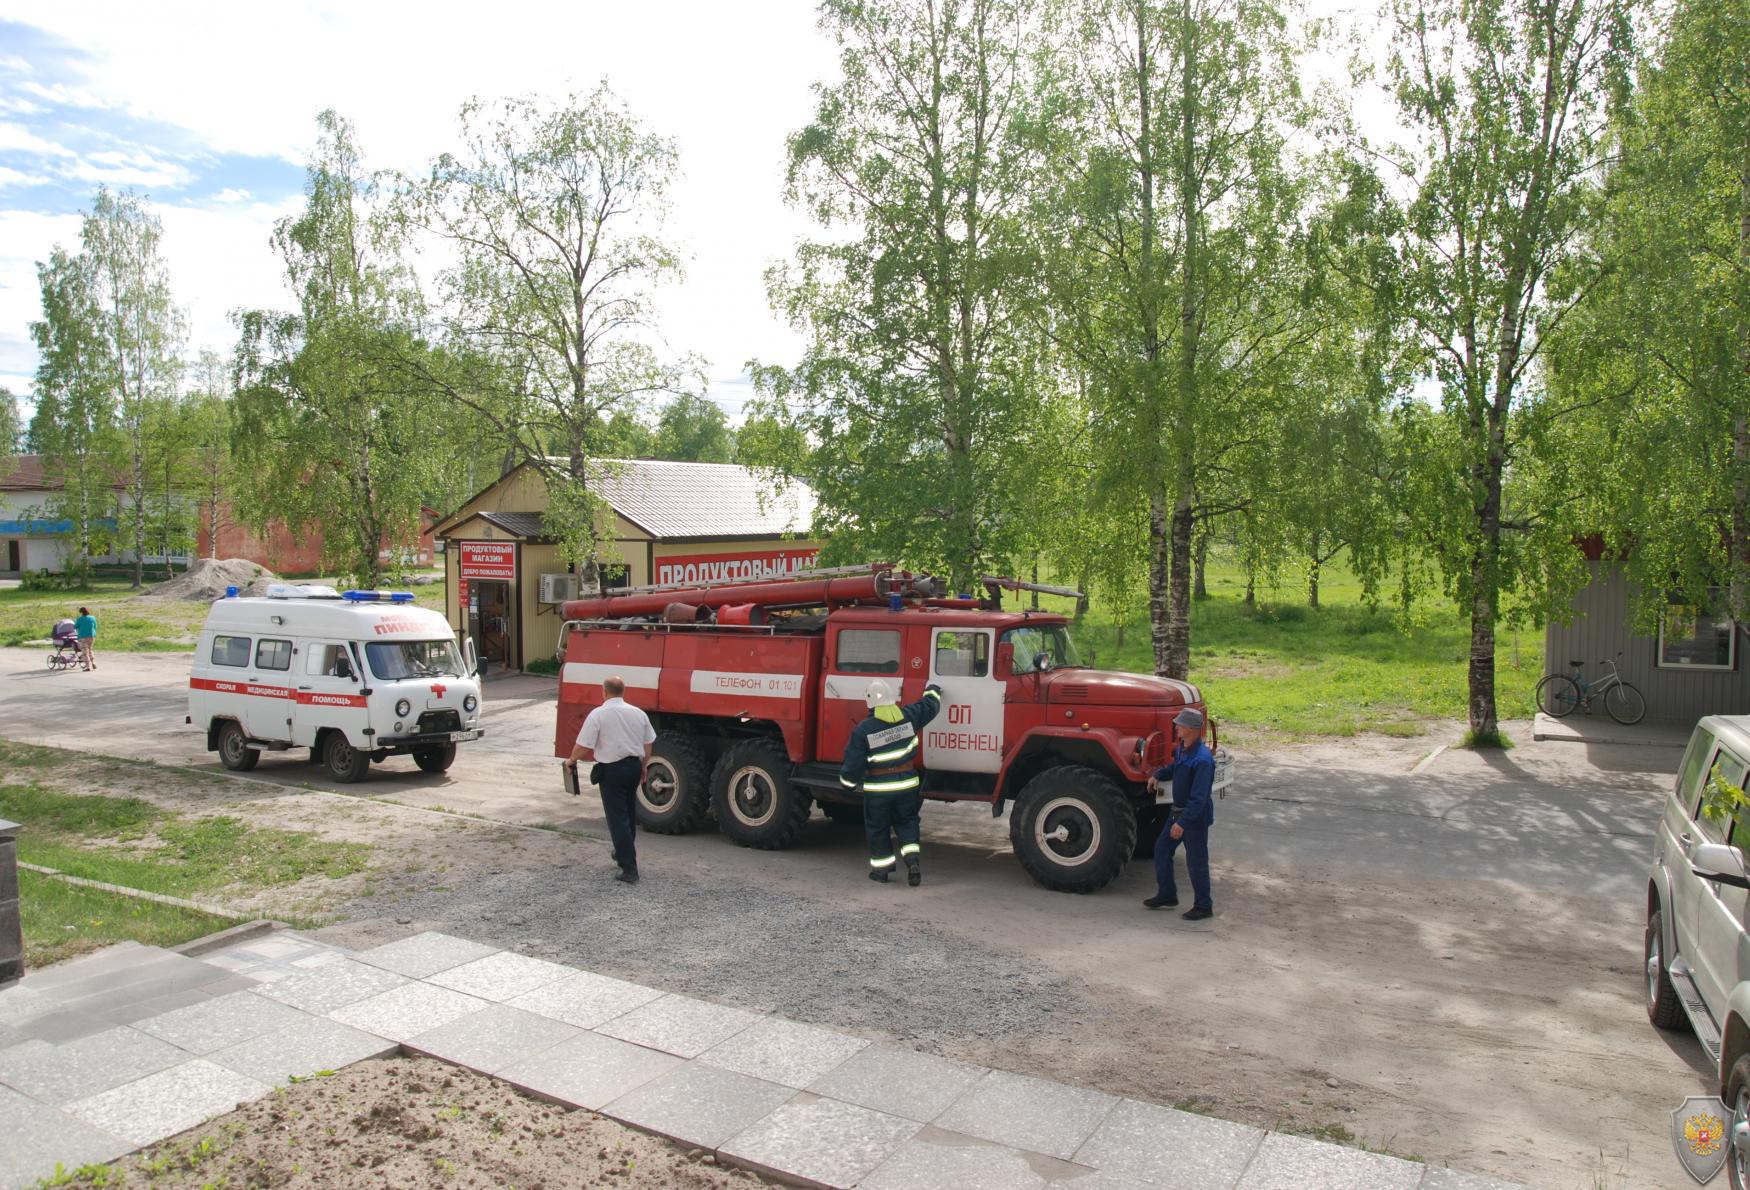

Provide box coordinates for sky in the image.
[0,1,1390,427]
[0,1,839,422]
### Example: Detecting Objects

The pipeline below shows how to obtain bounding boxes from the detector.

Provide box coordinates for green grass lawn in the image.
[18,870,236,969]
[1069,556,1540,741]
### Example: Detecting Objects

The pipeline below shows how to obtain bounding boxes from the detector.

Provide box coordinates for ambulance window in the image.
[934,631,989,677]
[256,639,292,671]
[211,635,252,668]
[837,629,901,674]
[307,644,350,676]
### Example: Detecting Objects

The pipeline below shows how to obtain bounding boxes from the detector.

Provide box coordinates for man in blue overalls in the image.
[1144,707,1216,920]
[840,679,943,886]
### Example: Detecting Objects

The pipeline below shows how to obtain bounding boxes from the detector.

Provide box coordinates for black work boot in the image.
[906,858,921,887]
[869,869,889,883]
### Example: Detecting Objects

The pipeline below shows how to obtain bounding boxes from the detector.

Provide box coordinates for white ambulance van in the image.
[188,584,484,783]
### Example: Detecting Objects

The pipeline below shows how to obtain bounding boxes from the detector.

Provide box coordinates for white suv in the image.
[1648,715,1750,1186]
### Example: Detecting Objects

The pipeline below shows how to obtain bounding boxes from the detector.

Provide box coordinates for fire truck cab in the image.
[555,565,1232,892]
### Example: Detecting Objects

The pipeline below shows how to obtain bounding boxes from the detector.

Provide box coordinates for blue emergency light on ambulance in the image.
[187,583,483,785]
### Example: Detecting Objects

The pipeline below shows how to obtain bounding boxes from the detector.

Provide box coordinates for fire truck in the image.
[553,564,1232,892]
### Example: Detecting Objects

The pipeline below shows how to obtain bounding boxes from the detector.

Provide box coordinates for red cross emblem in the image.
[430,683,448,698]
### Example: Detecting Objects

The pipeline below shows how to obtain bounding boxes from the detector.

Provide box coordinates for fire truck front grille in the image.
[417,710,462,735]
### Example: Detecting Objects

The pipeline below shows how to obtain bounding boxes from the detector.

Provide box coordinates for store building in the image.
[432,459,820,673]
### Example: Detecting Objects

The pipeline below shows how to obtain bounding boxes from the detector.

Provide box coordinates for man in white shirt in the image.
[568,675,657,883]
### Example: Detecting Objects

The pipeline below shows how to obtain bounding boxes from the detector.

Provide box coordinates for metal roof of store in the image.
[581,459,814,540]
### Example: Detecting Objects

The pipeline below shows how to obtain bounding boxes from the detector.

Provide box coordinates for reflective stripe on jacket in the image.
[840,686,943,793]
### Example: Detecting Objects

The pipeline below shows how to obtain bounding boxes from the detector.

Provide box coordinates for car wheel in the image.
[1009,765,1136,893]
[217,721,258,772]
[1727,1054,1750,1190]
[413,743,457,773]
[711,739,810,850]
[323,732,370,784]
[638,734,713,834]
[1646,907,1688,1031]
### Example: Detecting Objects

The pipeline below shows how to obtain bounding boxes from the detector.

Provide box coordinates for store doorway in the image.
[469,580,515,672]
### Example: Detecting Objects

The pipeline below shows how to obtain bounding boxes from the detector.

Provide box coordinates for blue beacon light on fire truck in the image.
[341,591,416,603]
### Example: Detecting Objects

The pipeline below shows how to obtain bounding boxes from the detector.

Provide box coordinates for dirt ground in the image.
[55,1056,771,1189]
[2,723,1692,1190]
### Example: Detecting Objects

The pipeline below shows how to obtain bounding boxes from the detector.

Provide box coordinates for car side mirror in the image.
[334,655,354,680]
[1693,842,1750,889]
[994,642,1014,679]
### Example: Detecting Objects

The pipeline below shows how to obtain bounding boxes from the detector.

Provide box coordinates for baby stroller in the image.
[47,619,80,671]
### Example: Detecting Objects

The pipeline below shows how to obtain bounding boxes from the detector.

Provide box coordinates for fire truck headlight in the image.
[395,698,411,718]
[464,694,478,714]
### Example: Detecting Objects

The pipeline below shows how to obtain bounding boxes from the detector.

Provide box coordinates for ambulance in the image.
[188,585,484,783]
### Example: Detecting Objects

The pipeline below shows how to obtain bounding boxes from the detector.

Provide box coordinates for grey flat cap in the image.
[1173,707,1205,728]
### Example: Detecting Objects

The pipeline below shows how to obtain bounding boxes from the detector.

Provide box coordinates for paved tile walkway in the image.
[0,930,1533,1190]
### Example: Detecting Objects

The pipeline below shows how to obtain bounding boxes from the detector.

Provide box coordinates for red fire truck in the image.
[553,564,1231,892]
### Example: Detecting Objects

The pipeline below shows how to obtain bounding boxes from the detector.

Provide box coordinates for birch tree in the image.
[186,349,236,561]
[748,0,1039,590]
[1385,0,1632,741]
[83,188,184,588]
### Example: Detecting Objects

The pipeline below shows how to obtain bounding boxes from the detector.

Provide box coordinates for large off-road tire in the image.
[322,731,371,784]
[819,800,863,826]
[216,720,258,772]
[1646,906,1687,1031]
[1009,765,1136,893]
[1133,803,1170,860]
[1727,1054,1750,1190]
[413,743,457,773]
[711,739,811,850]
[639,734,714,834]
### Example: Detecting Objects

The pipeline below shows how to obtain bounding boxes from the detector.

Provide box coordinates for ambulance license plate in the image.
[449,730,480,743]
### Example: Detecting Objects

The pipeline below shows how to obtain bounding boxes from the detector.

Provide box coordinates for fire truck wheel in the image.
[322,732,371,784]
[1132,804,1170,860]
[639,735,713,834]
[413,743,457,773]
[712,740,811,850]
[216,721,258,772]
[819,801,863,825]
[1009,766,1136,893]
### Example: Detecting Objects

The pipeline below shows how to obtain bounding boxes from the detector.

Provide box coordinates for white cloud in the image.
[0,122,75,157]
[16,79,111,110]
[67,147,193,189]
[0,96,44,115]
[211,187,250,203]
[0,165,51,187]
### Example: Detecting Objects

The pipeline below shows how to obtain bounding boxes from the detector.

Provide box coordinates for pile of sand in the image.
[145,557,278,601]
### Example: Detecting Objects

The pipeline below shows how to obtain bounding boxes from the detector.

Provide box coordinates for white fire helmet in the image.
[864,679,897,709]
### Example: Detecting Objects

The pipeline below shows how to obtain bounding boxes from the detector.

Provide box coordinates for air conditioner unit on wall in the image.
[539,573,581,604]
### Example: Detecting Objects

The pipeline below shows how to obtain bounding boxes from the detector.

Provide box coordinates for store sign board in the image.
[655,547,821,586]
[459,541,516,580]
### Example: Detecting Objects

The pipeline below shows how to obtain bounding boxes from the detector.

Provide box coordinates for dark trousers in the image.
[1154,819,1211,910]
[864,789,922,869]
[597,756,642,873]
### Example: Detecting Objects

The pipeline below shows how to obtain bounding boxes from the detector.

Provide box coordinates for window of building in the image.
[211,635,252,667]
[836,629,901,674]
[934,630,989,677]
[255,639,293,671]
[1658,593,1737,670]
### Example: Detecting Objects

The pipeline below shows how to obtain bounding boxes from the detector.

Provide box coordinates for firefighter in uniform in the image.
[840,679,943,886]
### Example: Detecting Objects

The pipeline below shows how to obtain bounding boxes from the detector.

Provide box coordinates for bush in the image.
[21,565,90,592]
[526,657,562,677]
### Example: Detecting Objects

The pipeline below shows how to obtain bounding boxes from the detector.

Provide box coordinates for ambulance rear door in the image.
[295,640,369,747]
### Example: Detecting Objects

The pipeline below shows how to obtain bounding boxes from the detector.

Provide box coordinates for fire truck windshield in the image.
[1001,624,1083,671]
[365,639,465,681]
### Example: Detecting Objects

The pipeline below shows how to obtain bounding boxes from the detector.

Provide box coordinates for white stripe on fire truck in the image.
[560,663,661,689]
[688,670,805,699]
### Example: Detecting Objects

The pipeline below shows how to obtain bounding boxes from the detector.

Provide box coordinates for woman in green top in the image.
[74,606,96,671]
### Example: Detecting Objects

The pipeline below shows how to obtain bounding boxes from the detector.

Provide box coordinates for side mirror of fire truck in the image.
[994,641,1015,679]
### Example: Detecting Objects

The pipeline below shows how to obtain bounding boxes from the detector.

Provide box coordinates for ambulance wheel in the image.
[712,740,810,850]
[216,721,258,772]
[322,732,371,784]
[1133,804,1170,860]
[413,743,457,774]
[639,735,712,834]
[1010,766,1136,893]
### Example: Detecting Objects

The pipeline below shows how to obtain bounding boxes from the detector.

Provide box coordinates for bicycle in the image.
[1535,653,1647,725]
